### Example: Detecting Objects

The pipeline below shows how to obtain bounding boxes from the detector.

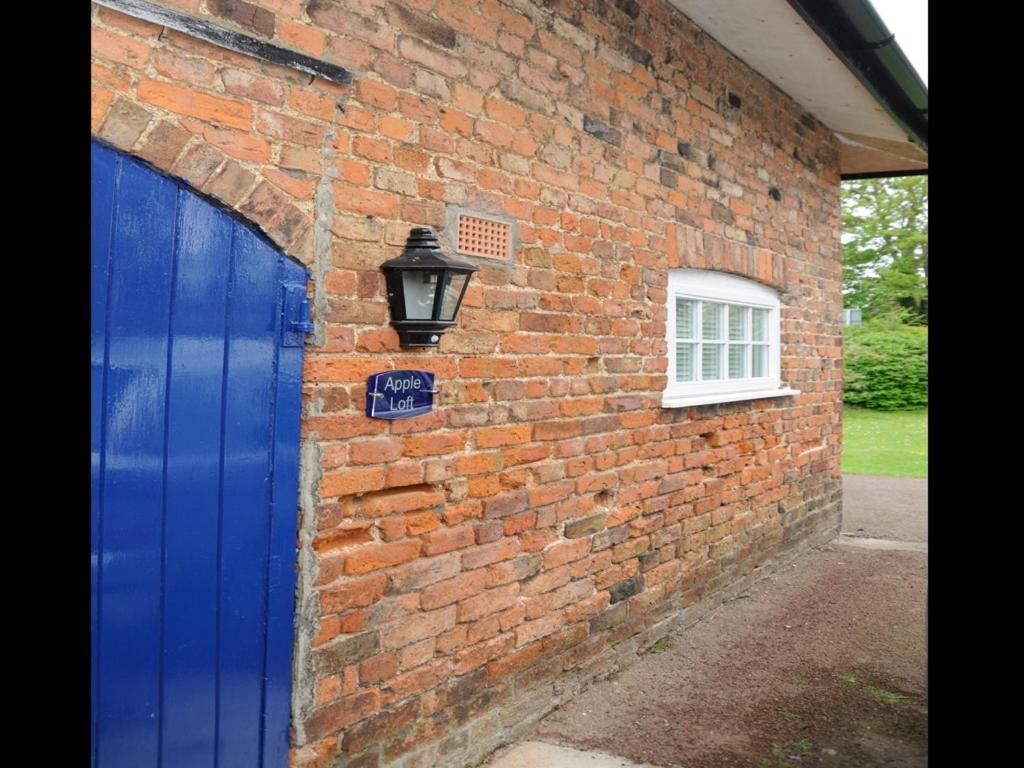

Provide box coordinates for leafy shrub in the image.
[843,324,927,410]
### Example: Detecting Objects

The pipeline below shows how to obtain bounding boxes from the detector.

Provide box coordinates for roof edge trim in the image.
[784,0,928,151]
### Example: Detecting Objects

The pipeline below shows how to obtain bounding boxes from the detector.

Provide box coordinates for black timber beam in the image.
[93,0,352,86]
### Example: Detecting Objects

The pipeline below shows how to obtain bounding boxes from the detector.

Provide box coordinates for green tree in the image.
[841,176,928,324]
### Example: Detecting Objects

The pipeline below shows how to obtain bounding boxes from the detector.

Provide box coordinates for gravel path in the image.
[488,475,927,768]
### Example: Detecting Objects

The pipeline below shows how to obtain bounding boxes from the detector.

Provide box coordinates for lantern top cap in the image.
[380,226,478,273]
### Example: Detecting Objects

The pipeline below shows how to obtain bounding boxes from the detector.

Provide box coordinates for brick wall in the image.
[91,1,844,766]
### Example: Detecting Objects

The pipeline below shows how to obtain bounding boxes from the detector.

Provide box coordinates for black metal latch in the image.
[282,285,314,347]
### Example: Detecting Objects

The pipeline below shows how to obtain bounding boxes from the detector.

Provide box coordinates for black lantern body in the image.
[381,227,478,347]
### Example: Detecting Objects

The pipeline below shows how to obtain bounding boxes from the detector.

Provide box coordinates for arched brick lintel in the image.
[92,136,313,276]
[90,120,316,267]
[667,222,786,291]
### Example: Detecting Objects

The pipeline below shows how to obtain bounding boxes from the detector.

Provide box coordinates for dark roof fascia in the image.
[841,169,929,181]
[784,0,928,151]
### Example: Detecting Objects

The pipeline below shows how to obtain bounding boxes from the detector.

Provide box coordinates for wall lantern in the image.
[381,227,479,347]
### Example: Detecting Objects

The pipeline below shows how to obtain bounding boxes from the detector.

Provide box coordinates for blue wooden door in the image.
[91,141,308,768]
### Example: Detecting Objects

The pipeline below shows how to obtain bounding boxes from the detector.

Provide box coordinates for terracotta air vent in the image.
[456,213,511,260]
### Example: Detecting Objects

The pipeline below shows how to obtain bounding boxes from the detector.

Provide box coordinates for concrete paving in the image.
[841,475,927,543]
[483,474,928,768]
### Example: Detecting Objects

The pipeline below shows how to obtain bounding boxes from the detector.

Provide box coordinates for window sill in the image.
[660,387,801,408]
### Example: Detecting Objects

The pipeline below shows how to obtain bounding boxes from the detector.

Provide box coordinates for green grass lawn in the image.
[842,407,927,477]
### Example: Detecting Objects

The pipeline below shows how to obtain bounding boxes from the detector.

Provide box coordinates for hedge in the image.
[843,324,928,410]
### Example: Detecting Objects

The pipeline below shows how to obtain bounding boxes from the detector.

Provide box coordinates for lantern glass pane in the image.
[440,272,468,321]
[402,270,438,319]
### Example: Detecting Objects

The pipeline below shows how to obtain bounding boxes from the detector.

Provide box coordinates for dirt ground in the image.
[520,476,928,768]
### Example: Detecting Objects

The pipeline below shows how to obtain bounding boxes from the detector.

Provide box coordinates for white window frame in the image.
[663,269,800,408]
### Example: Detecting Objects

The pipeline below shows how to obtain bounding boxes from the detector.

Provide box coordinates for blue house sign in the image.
[366,370,436,420]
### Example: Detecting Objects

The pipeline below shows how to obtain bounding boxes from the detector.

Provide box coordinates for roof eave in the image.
[784,0,928,154]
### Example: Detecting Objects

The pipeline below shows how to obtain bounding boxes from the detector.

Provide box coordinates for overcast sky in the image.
[869,0,928,85]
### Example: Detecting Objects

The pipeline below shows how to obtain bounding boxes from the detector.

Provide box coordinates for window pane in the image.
[702,344,722,380]
[728,344,748,378]
[752,344,768,377]
[403,270,437,320]
[676,299,696,339]
[729,305,748,340]
[752,308,769,342]
[439,273,468,321]
[676,343,695,381]
[702,302,724,340]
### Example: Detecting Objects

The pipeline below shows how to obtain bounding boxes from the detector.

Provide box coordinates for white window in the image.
[663,269,799,407]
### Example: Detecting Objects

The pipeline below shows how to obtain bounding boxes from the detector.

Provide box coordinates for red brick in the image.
[359,652,399,684]
[458,583,519,622]
[380,115,416,141]
[474,425,532,449]
[421,525,476,556]
[172,142,226,188]
[136,120,190,167]
[405,510,441,536]
[344,539,422,575]
[351,438,405,465]
[262,168,317,200]
[190,123,271,163]
[515,613,564,647]
[398,37,467,78]
[543,538,592,570]
[356,78,398,110]
[320,572,388,613]
[421,569,488,610]
[279,19,327,56]
[361,487,446,517]
[462,538,521,570]
[91,27,151,68]
[92,86,114,132]
[332,183,398,217]
[381,606,456,651]
[152,49,218,87]
[257,109,324,146]
[381,659,451,705]
[484,97,526,128]
[304,690,380,742]
[208,0,274,36]
[403,432,467,457]
[222,68,287,105]
[137,78,252,130]
[486,641,544,683]
[96,6,163,36]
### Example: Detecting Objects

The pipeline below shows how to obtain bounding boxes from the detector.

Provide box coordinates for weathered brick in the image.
[564,513,608,539]
[344,540,422,574]
[462,538,521,570]
[543,538,591,569]
[97,97,152,149]
[137,79,252,131]
[312,631,380,676]
[589,601,629,633]
[381,606,456,650]
[458,583,519,622]
[222,68,287,105]
[388,2,456,49]
[321,572,389,613]
[304,689,381,742]
[420,525,476,556]
[91,27,151,68]
[609,575,642,604]
[208,0,275,36]
[420,569,488,610]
